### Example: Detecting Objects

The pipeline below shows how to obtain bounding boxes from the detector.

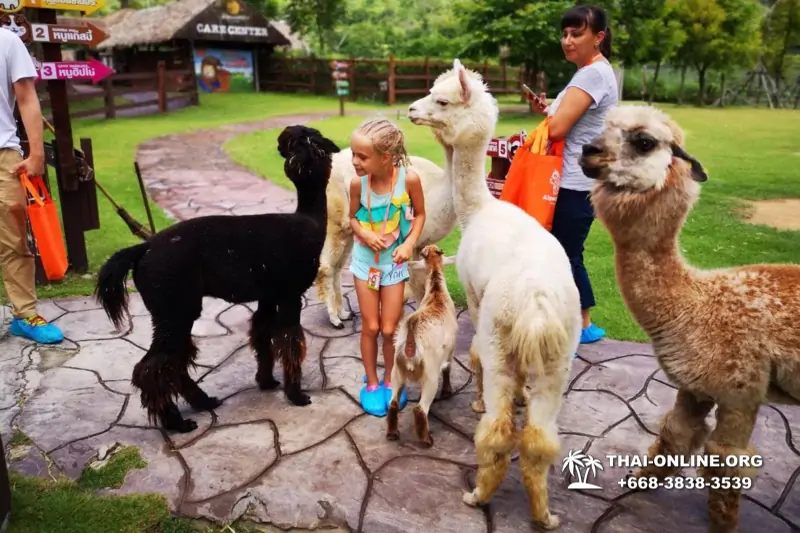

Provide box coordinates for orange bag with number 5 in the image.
[19,170,68,281]
[499,117,564,231]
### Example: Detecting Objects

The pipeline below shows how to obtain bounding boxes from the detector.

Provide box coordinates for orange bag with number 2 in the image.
[498,116,564,231]
[18,170,68,281]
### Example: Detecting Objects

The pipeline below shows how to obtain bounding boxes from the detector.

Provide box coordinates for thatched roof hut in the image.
[95,0,291,50]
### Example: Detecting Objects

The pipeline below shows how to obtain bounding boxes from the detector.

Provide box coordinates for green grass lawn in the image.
[0,92,384,304]
[224,104,800,342]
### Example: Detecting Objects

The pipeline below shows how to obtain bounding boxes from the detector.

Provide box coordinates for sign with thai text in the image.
[36,58,114,83]
[30,22,108,47]
[19,0,105,15]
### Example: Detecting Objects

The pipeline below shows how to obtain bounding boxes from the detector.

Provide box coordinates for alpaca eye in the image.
[436,100,449,107]
[633,137,657,153]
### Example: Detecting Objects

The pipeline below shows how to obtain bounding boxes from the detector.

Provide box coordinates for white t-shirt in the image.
[1,27,38,153]
[547,59,618,192]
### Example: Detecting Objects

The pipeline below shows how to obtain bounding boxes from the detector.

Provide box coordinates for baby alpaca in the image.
[94,125,340,433]
[580,104,800,533]
[386,244,458,447]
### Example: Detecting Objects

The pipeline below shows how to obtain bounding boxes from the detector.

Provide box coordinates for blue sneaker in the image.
[10,314,64,344]
[384,382,407,410]
[360,384,387,417]
[580,323,606,344]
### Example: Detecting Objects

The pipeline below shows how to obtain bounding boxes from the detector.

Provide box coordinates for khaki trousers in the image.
[0,148,37,318]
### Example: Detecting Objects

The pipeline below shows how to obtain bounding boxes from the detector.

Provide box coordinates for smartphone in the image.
[521,83,536,98]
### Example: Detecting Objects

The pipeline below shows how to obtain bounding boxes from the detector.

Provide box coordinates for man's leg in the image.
[0,149,62,343]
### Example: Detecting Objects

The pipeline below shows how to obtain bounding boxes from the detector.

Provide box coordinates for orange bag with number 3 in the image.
[499,116,564,231]
[18,170,68,281]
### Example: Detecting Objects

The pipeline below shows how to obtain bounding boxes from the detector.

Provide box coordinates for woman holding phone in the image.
[526,4,618,344]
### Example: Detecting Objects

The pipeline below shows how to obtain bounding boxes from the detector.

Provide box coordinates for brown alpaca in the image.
[579,104,800,533]
[386,244,458,447]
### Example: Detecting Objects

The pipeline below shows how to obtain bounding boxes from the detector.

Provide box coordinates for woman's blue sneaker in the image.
[384,383,407,410]
[360,384,387,417]
[580,323,606,344]
[10,315,63,344]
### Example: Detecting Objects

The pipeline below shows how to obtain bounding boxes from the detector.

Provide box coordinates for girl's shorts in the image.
[350,258,409,287]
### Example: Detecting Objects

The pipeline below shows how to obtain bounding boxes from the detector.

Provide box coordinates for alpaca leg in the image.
[333,268,351,322]
[386,363,405,441]
[518,362,569,530]
[251,301,280,390]
[469,340,485,413]
[175,333,221,411]
[463,337,516,507]
[413,367,440,447]
[699,403,760,533]
[273,297,311,406]
[317,261,344,330]
[132,321,200,433]
[514,371,529,407]
[634,389,715,480]
[440,358,453,399]
[465,286,486,413]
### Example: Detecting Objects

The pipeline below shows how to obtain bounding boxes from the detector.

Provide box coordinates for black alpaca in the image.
[94,125,340,433]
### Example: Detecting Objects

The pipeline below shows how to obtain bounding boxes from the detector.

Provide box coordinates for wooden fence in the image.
[260,56,525,105]
[38,61,199,120]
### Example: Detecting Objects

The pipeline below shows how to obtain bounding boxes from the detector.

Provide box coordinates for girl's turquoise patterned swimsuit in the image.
[350,165,414,286]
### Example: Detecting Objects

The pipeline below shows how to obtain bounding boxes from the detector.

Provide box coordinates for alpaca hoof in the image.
[462,490,482,507]
[329,319,345,330]
[196,396,222,411]
[534,513,560,530]
[259,378,281,391]
[337,309,352,321]
[386,430,399,441]
[172,418,198,434]
[471,400,486,413]
[419,435,434,448]
[440,388,453,400]
[288,392,312,406]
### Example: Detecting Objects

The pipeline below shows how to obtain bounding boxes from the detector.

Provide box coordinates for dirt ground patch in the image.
[743,198,800,230]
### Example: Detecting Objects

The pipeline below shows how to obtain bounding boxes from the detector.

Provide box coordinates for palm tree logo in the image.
[561,450,604,490]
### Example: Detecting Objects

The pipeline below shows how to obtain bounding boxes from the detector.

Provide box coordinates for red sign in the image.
[30,21,108,47]
[486,130,527,160]
[36,57,114,83]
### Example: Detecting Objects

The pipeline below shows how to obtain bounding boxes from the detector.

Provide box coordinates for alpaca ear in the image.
[457,67,471,103]
[453,58,463,71]
[671,143,708,182]
[420,247,430,259]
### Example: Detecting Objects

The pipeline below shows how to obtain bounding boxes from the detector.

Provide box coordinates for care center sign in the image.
[179,0,289,45]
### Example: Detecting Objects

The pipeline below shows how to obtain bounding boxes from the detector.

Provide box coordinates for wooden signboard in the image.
[178,0,290,45]
[0,0,104,14]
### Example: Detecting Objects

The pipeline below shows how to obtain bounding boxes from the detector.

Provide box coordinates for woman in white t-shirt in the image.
[527,4,618,345]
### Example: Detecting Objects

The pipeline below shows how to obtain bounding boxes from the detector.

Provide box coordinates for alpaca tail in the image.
[94,242,150,331]
[395,314,423,375]
[507,294,573,378]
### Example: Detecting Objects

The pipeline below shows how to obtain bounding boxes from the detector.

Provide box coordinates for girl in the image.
[526,4,618,344]
[348,118,426,417]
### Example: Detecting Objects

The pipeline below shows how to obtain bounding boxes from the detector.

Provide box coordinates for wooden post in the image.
[103,78,115,119]
[36,7,88,273]
[502,60,507,92]
[157,60,166,113]
[348,56,356,101]
[425,57,430,91]
[388,55,396,106]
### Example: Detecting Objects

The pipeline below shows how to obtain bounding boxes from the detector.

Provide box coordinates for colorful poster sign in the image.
[35,58,114,83]
[193,46,254,93]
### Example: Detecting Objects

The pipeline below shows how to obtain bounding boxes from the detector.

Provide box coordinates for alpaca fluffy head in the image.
[407,59,499,146]
[580,105,710,246]
[277,125,341,187]
[578,104,708,191]
[420,244,444,270]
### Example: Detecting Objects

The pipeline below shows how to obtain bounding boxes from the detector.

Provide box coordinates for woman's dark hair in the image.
[560,4,613,59]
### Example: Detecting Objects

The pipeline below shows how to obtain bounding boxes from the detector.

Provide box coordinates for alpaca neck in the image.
[612,234,694,339]
[421,267,449,306]
[295,181,327,219]
[450,140,494,229]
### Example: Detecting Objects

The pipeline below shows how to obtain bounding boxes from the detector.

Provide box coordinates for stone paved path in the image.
[1,114,798,533]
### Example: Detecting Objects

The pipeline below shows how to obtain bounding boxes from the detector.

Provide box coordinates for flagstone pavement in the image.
[1,114,798,533]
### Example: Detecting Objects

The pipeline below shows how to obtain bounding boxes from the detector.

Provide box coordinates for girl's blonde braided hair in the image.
[354,117,411,168]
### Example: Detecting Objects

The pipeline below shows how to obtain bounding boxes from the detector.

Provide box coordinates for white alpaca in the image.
[314,147,456,328]
[408,59,581,530]
[386,244,458,448]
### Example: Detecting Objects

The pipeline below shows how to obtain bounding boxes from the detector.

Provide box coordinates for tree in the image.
[639,0,687,102]
[283,0,346,53]
[455,0,573,93]
[762,0,800,89]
